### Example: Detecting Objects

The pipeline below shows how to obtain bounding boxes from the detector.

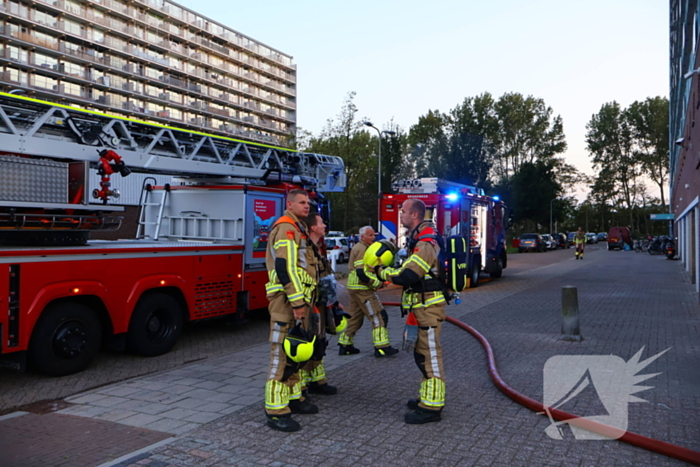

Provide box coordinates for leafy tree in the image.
[510,160,562,228]
[586,101,640,227]
[626,96,669,207]
[492,93,567,183]
[305,92,376,232]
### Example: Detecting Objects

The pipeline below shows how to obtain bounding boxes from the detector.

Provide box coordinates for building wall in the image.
[0,0,296,146]
[670,0,700,297]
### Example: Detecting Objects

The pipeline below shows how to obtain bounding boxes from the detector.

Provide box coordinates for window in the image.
[30,74,57,90]
[63,82,82,97]
[33,10,57,27]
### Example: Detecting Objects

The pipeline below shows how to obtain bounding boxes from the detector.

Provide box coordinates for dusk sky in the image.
[184,0,668,195]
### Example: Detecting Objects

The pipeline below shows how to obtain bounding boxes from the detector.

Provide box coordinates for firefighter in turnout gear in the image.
[376,199,446,424]
[338,226,399,357]
[299,211,338,396]
[264,189,319,432]
[574,227,586,259]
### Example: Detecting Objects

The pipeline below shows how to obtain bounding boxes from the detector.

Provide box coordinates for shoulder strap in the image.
[273,215,308,238]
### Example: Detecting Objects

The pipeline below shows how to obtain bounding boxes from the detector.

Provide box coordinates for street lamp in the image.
[550,197,560,235]
[363,121,396,234]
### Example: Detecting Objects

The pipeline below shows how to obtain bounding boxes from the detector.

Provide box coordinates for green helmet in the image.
[363,239,398,268]
[284,323,316,363]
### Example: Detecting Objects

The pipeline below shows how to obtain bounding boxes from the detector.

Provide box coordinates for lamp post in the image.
[550,198,559,235]
[363,121,396,234]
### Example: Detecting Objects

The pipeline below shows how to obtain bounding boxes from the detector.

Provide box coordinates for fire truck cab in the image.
[379,178,509,287]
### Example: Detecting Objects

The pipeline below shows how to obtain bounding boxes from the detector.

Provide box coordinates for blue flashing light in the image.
[446,193,459,201]
[492,195,500,201]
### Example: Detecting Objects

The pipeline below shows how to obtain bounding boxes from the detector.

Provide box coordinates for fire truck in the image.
[0,92,346,376]
[379,178,509,287]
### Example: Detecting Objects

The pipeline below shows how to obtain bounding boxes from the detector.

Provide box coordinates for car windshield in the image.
[521,234,538,239]
[325,239,336,248]
[542,235,550,240]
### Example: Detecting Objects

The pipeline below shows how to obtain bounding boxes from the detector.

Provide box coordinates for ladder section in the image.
[137,181,169,240]
[0,92,346,192]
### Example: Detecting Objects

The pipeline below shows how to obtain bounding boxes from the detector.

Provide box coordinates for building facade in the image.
[0,0,296,145]
[670,0,700,297]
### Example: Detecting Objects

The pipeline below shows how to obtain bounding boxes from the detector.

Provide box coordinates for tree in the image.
[586,102,640,227]
[626,96,669,207]
[510,160,562,228]
[492,93,567,183]
[305,92,377,232]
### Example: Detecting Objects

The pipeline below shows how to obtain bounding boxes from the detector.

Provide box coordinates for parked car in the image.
[586,233,598,244]
[597,232,607,242]
[567,232,576,247]
[607,227,632,251]
[541,234,557,250]
[553,233,569,249]
[519,233,546,252]
[325,236,350,263]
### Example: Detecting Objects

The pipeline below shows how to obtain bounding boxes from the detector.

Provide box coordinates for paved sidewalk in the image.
[3,247,699,466]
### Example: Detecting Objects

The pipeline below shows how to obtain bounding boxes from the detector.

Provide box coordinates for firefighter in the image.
[574,226,586,259]
[299,211,338,396]
[376,199,446,424]
[264,189,319,432]
[338,226,399,357]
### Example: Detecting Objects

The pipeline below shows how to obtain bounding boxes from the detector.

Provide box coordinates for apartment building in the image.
[670,0,699,297]
[0,0,296,145]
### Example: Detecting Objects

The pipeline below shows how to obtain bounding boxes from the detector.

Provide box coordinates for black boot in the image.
[405,406,442,424]
[374,346,399,357]
[406,399,419,410]
[308,382,337,395]
[266,413,300,432]
[339,344,360,355]
[288,398,319,414]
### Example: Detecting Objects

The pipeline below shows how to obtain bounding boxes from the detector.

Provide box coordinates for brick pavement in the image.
[85,247,699,466]
[0,411,170,467]
[2,247,698,466]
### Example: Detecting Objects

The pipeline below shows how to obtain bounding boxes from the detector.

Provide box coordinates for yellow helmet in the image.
[284,324,316,363]
[363,239,398,268]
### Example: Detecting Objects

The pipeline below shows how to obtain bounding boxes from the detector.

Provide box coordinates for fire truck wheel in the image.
[469,263,480,288]
[128,293,183,357]
[29,302,102,377]
[490,257,504,279]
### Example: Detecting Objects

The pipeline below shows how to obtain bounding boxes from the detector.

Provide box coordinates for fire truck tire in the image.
[469,262,480,288]
[29,302,102,377]
[490,257,504,279]
[127,293,183,357]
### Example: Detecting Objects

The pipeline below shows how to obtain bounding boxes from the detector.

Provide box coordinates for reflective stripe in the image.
[338,332,353,346]
[419,377,445,407]
[407,255,431,272]
[427,327,441,379]
[265,379,289,410]
[267,342,284,379]
[289,382,302,400]
[308,363,325,383]
[365,299,380,328]
[372,326,390,346]
[354,259,364,267]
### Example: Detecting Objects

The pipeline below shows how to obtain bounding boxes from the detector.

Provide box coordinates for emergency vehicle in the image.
[0,92,345,376]
[379,178,509,287]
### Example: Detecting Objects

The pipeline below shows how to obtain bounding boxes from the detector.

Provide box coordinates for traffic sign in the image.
[649,213,674,220]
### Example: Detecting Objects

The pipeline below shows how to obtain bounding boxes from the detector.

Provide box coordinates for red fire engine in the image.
[0,92,345,376]
[379,178,509,287]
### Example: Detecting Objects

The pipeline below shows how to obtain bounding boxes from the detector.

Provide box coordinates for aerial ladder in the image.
[0,91,346,245]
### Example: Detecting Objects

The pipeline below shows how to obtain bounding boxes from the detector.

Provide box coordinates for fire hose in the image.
[382,302,700,465]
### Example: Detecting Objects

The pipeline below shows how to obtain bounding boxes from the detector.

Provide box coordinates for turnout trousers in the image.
[413,303,446,410]
[264,293,309,416]
[338,289,390,349]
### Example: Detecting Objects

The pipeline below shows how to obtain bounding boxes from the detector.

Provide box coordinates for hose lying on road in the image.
[383,302,700,466]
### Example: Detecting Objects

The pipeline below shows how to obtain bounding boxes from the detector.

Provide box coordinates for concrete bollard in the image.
[560,286,583,342]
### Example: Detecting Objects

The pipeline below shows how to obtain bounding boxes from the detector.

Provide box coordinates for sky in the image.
[182,0,669,196]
